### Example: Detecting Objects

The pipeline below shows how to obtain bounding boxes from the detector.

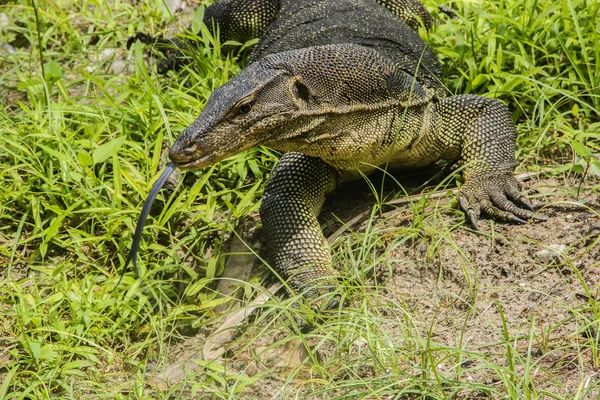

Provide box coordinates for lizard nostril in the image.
[169,141,197,162]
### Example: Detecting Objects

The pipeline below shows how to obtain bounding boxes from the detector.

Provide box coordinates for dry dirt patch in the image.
[152,175,599,398]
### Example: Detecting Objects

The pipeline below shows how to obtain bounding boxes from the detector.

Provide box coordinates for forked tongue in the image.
[117,162,178,286]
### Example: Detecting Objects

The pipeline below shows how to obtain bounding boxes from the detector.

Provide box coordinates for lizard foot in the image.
[438,5,459,20]
[458,171,547,230]
[126,32,191,74]
[294,289,342,333]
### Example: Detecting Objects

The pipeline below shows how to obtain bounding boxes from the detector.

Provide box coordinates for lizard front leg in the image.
[260,152,341,308]
[430,95,543,228]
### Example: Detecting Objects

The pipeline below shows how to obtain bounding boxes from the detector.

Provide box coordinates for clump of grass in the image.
[430,0,600,178]
[0,0,599,398]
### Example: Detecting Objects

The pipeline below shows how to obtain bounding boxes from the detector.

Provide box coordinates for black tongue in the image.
[120,162,178,283]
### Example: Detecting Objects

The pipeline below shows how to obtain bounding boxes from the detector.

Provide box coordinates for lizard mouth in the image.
[175,154,218,170]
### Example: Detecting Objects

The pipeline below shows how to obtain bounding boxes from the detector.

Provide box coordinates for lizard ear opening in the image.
[291,80,312,102]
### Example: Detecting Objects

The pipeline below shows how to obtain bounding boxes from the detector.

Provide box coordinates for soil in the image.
[151,172,600,398]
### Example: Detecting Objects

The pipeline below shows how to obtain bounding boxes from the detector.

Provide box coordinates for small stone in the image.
[0,13,8,28]
[109,60,126,75]
[165,0,187,13]
[534,244,566,264]
[1,43,15,54]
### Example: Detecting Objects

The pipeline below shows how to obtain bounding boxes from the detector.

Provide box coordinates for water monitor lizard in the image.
[127,0,545,308]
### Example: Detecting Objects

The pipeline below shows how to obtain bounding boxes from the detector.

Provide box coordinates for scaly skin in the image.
[131,0,541,306]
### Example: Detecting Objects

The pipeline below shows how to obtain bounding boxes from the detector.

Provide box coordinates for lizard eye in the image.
[238,102,253,115]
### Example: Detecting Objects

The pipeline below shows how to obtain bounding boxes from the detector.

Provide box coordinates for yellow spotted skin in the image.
[132,0,538,306]
[202,0,281,45]
[373,0,434,31]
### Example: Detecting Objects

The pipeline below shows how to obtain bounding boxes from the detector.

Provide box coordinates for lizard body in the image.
[129,0,541,306]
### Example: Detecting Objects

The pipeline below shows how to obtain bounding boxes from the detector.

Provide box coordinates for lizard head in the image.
[169,44,414,170]
[169,55,315,170]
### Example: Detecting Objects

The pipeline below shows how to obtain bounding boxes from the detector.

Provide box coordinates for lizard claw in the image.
[517,196,536,212]
[468,210,479,231]
[459,195,480,230]
[459,172,546,229]
[507,215,527,224]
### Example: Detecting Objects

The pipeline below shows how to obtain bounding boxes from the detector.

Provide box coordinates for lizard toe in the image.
[481,199,527,224]
[127,33,190,74]
[157,58,175,75]
[504,177,537,212]
[489,190,533,220]
[459,195,481,230]
[292,286,342,333]
[127,32,158,49]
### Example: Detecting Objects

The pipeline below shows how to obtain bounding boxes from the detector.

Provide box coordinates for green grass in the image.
[0,0,599,398]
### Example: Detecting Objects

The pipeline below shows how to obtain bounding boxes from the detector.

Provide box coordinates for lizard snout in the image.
[168,139,218,170]
[168,122,232,170]
[169,139,199,163]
